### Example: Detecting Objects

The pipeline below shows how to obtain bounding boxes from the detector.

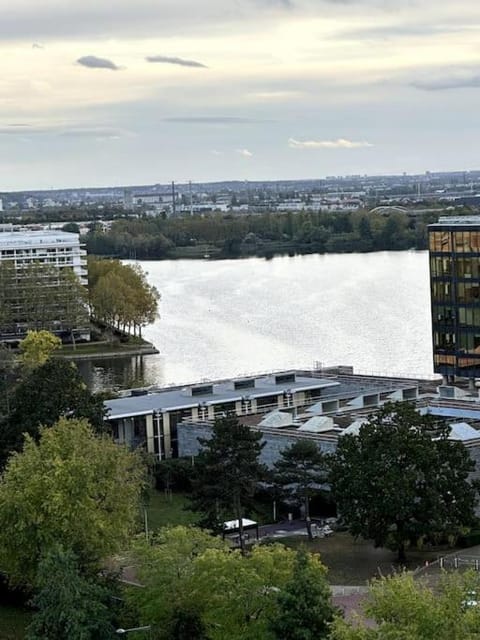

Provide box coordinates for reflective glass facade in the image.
[429,222,480,378]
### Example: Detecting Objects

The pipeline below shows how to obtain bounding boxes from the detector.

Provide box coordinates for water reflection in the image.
[79,252,434,392]
[77,354,165,393]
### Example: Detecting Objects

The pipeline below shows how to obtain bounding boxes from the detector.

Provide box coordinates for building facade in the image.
[104,369,420,460]
[0,230,89,341]
[429,217,480,379]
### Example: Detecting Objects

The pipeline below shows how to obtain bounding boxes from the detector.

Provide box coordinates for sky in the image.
[1,0,480,190]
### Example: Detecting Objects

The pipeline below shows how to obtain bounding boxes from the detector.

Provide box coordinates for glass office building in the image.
[429,217,480,379]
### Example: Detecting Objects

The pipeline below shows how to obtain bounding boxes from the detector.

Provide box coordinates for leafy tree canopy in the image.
[329,402,478,562]
[0,417,145,585]
[271,548,335,640]
[332,571,480,640]
[27,545,116,640]
[129,526,309,640]
[19,330,61,370]
[88,258,160,337]
[0,358,106,467]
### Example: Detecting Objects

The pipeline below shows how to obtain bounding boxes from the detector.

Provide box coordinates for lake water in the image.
[78,251,434,391]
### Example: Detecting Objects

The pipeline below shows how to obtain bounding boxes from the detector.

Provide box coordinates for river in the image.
[77,251,434,391]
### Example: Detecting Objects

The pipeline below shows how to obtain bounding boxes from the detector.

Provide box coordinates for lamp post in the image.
[116,626,152,636]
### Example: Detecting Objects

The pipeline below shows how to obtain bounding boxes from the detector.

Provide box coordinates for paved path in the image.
[258,518,310,539]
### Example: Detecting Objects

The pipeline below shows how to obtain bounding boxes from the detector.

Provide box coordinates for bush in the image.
[458,531,480,548]
[154,459,194,492]
[0,574,30,606]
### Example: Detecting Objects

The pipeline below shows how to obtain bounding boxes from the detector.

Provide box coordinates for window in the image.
[431,281,452,303]
[256,394,279,409]
[429,231,451,252]
[430,256,452,277]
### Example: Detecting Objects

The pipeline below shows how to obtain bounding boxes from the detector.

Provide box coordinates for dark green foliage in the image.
[26,546,115,640]
[154,458,194,492]
[189,414,266,551]
[274,440,327,539]
[0,358,106,468]
[61,222,80,234]
[169,608,207,640]
[329,402,479,562]
[270,549,335,640]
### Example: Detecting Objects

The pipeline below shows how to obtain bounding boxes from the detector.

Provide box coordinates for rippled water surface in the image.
[80,251,433,390]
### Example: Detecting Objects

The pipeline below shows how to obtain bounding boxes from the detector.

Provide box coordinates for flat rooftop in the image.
[105,370,423,420]
[106,374,342,419]
[430,216,480,227]
[0,231,80,247]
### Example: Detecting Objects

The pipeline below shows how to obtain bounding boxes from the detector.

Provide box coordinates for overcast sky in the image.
[1,0,480,190]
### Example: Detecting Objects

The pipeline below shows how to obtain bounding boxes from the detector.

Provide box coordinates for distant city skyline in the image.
[1,0,480,190]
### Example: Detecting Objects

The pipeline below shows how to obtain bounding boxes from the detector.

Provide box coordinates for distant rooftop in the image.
[432,216,480,226]
[0,230,80,247]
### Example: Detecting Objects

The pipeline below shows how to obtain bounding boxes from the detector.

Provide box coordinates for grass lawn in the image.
[279,532,443,585]
[58,341,155,356]
[144,490,199,531]
[0,605,31,640]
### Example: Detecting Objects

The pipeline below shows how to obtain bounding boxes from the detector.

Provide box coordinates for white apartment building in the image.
[0,231,89,341]
[0,231,87,284]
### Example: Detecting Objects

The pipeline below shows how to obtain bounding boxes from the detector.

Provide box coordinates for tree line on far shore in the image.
[84,209,441,259]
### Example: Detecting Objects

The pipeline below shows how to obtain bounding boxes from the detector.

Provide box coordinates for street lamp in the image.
[116,626,151,635]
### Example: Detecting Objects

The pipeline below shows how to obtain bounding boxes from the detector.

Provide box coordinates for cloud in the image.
[76,55,120,71]
[211,149,224,155]
[0,124,129,140]
[58,127,128,140]
[288,137,373,149]
[236,148,253,157]
[0,124,47,135]
[162,116,270,124]
[146,55,207,68]
[32,42,44,49]
[412,72,480,91]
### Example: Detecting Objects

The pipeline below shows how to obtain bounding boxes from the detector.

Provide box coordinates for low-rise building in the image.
[104,368,422,460]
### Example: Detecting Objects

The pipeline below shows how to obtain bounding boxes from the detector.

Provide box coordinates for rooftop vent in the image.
[191,384,214,397]
[275,372,296,385]
[234,378,256,391]
[131,388,149,397]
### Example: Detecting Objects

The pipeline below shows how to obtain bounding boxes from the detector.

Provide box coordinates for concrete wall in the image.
[178,422,336,468]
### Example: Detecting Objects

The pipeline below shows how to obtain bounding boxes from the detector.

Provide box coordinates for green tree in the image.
[190,414,266,552]
[329,402,478,562]
[169,609,207,640]
[88,258,160,337]
[130,526,227,638]
[191,544,296,640]
[61,222,80,234]
[129,528,299,640]
[271,549,335,640]
[0,417,145,585]
[27,546,115,640]
[19,330,61,370]
[1,358,106,467]
[274,440,327,539]
[332,570,480,640]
